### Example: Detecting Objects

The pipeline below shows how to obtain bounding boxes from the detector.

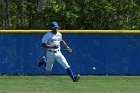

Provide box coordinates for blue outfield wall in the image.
[0,33,140,75]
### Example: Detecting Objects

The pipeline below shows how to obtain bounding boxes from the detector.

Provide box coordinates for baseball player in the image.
[38,22,80,82]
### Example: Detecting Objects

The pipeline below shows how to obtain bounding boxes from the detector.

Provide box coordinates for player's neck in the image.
[51,30,57,35]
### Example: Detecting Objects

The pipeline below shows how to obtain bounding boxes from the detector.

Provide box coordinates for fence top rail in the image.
[0,30,140,34]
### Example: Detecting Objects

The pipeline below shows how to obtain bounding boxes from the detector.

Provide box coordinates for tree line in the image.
[0,0,140,30]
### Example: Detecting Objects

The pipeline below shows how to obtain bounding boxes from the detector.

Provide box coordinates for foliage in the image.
[0,0,140,30]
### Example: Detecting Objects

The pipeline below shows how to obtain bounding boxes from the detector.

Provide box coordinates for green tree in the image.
[0,0,140,30]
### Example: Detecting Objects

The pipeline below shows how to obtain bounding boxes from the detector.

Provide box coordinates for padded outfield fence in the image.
[0,30,140,75]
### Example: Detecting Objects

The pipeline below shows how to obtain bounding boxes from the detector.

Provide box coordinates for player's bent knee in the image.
[46,69,52,72]
[45,68,52,72]
[64,65,70,70]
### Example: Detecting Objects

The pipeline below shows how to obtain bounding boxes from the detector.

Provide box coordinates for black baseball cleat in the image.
[38,56,46,67]
[73,74,80,82]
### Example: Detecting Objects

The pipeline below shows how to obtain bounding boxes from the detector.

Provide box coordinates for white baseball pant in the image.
[45,50,70,71]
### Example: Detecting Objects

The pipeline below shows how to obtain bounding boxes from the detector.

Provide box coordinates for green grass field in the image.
[0,75,140,93]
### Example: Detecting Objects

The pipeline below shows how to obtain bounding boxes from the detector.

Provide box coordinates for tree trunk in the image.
[2,0,5,29]
[6,0,10,29]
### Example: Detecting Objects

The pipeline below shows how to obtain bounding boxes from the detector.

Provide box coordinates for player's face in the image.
[53,27,58,31]
[52,27,58,34]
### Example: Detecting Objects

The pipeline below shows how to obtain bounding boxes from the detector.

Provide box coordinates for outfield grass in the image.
[0,75,140,93]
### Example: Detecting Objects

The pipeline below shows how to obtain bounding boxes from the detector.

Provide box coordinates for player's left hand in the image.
[67,48,72,54]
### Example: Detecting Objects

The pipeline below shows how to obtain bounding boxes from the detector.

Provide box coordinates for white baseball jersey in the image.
[42,31,62,51]
[42,31,70,71]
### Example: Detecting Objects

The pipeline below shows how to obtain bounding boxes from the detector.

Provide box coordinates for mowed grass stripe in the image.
[0,76,139,93]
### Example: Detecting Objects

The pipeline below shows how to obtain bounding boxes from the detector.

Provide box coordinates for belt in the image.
[49,50,59,53]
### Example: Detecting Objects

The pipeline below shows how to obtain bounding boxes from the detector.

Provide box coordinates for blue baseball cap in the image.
[51,22,59,28]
